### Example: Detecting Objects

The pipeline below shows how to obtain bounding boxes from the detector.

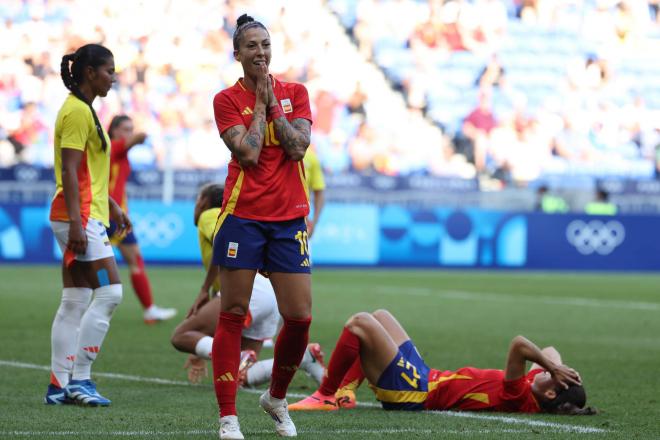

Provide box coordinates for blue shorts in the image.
[212,214,311,274]
[373,340,430,411]
[107,220,138,245]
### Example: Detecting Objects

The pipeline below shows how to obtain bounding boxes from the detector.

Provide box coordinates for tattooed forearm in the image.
[220,108,267,167]
[272,117,311,160]
[220,126,242,154]
[244,112,266,151]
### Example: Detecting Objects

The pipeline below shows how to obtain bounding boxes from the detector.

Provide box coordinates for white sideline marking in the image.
[317,284,660,312]
[0,428,533,437]
[1,360,607,434]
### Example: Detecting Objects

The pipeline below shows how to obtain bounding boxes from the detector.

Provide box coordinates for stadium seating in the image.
[2,0,660,184]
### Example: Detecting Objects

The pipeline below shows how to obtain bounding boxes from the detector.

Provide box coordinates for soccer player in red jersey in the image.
[47,44,129,406]
[210,14,314,439]
[290,309,596,416]
[106,115,177,324]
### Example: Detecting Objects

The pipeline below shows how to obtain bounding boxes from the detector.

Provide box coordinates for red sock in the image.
[212,312,245,416]
[269,317,311,399]
[130,255,153,309]
[319,327,361,396]
[338,358,365,391]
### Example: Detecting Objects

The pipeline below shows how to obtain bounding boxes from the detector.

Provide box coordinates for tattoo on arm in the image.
[220,126,242,154]
[219,109,267,165]
[244,113,266,151]
[272,117,311,159]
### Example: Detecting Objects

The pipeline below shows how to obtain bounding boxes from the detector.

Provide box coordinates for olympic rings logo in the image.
[565,220,625,256]
[132,212,184,248]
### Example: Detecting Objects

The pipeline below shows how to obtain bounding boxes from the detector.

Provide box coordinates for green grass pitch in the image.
[1,265,659,439]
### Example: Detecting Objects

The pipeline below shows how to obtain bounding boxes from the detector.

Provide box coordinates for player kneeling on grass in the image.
[290,309,596,415]
[170,183,324,387]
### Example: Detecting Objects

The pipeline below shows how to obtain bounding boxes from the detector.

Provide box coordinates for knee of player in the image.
[371,309,393,322]
[345,311,374,331]
[95,283,123,306]
[170,326,185,351]
[223,303,249,316]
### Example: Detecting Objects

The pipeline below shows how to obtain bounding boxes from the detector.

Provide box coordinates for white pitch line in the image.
[0,428,533,437]
[317,284,660,312]
[1,360,607,434]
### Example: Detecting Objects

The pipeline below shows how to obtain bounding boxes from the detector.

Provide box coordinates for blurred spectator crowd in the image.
[2,0,660,186]
[330,0,660,185]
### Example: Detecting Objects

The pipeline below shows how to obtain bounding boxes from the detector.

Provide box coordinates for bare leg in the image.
[371,309,411,347]
[118,243,140,273]
[171,296,222,354]
[269,273,311,319]
[343,312,400,384]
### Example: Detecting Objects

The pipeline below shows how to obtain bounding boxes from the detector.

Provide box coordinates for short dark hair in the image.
[108,115,131,140]
[60,44,113,151]
[540,384,598,415]
[232,14,268,51]
[199,183,224,209]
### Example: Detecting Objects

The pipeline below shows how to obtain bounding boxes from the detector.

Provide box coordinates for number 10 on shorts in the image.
[295,231,309,256]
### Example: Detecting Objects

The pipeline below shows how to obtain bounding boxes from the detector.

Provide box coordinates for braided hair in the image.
[60,44,113,151]
[232,14,269,51]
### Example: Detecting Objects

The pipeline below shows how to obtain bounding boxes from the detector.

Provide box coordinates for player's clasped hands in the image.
[550,364,582,389]
[255,63,270,107]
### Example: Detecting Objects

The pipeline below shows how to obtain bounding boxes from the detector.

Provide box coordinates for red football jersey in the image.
[108,138,130,211]
[213,78,312,221]
[424,367,542,413]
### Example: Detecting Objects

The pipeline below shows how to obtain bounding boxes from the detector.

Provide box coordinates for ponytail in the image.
[60,44,113,151]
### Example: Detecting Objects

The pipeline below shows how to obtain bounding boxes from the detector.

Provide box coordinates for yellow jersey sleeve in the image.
[60,100,93,151]
[303,149,326,191]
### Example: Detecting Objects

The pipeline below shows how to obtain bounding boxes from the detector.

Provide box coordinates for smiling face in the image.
[85,57,116,98]
[234,27,271,79]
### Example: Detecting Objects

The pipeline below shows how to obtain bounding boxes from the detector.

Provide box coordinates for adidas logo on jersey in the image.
[217,372,235,382]
[300,258,310,267]
[241,107,253,115]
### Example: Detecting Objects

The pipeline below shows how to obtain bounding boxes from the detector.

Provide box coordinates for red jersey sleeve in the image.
[291,84,312,123]
[213,91,244,135]
[500,370,542,413]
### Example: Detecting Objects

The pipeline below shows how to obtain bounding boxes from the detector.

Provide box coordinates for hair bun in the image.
[236,13,254,27]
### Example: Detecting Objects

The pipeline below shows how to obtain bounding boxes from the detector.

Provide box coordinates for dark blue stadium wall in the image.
[2,201,660,271]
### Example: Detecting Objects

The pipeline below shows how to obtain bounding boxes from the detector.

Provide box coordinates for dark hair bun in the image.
[237,14,254,27]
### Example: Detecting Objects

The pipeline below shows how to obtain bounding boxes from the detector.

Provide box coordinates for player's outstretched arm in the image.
[505,336,581,389]
[126,132,147,150]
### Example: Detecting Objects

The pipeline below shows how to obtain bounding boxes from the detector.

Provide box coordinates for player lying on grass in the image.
[290,309,596,415]
[170,183,324,386]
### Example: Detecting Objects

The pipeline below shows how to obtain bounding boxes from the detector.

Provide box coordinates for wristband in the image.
[269,104,283,119]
